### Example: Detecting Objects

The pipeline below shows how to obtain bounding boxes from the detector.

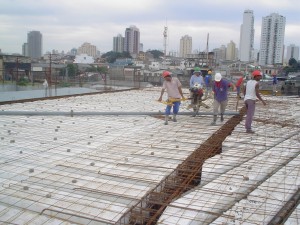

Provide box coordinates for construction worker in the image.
[243,70,267,133]
[190,67,204,89]
[43,79,48,97]
[272,73,278,95]
[204,70,213,98]
[158,71,185,125]
[211,73,236,125]
[235,75,245,99]
[188,67,205,109]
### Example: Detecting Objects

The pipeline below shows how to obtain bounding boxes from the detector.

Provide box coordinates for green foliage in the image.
[147,50,164,59]
[282,58,300,75]
[85,66,98,72]
[85,65,108,74]
[97,66,108,74]
[17,77,30,86]
[66,64,77,77]
[59,82,71,87]
[288,58,297,67]
[101,51,132,63]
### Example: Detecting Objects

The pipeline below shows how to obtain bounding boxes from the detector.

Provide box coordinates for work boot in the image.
[210,115,217,125]
[246,129,255,134]
[220,114,224,122]
[164,115,168,125]
[173,114,177,122]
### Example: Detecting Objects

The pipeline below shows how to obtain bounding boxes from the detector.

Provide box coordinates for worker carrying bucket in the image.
[188,67,205,115]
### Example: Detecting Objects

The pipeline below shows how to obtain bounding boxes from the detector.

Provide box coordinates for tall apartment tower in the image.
[113,34,124,53]
[259,13,286,66]
[239,10,254,62]
[179,35,192,58]
[286,44,299,62]
[226,40,237,61]
[22,43,28,56]
[27,31,42,59]
[124,25,140,56]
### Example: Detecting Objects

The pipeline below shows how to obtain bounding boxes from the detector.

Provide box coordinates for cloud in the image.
[0,0,299,55]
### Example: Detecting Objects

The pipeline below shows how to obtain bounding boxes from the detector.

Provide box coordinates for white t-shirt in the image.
[162,77,182,99]
[244,80,257,101]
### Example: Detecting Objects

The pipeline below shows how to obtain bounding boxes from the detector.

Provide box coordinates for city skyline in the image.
[0,0,299,55]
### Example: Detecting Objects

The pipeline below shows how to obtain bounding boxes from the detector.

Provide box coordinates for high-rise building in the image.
[113,34,124,53]
[239,10,254,62]
[259,13,286,66]
[179,35,192,58]
[226,41,237,61]
[286,44,299,62]
[27,31,42,59]
[213,45,226,64]
[22,43,28,56]
[124,25,140,56]
[77,42,97,57]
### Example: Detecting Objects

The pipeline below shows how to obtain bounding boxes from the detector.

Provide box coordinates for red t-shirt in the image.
[236,77,244,87]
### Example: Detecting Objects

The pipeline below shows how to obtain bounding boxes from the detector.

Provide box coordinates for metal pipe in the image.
[0,110,240,116]
[40,208,115,224]
[268,187,300,225]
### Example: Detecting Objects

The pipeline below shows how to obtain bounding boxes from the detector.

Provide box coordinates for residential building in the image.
[226,40,237,61]
[213,45,226,65]
[113,34,124,53]
[77,42,97,58]
[139,43,143,52]
[27,31,42,59]
[179,35,192,58]
[124,25,140,57]
[259,13,286,66]
[73,54,94,64]
[22,43,28,56]
[239,10,254,62]
[286,44,299,62]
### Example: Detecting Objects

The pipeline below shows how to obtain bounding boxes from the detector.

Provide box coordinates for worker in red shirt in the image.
[235,76,245,99]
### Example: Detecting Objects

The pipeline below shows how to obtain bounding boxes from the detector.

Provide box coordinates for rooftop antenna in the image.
[206,33,209,67]
[163,19,168,59]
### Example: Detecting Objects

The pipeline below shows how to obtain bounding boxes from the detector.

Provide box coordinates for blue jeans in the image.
[236,86,241,96]
[165,101,181,115]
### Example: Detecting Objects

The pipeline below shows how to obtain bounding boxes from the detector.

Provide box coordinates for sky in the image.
[1,0,299,55]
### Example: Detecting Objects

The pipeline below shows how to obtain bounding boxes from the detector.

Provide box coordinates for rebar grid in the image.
[115,107,246,225]
[0,90,299,224]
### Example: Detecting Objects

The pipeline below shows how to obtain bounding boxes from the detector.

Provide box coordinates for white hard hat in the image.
[214,73,222,81]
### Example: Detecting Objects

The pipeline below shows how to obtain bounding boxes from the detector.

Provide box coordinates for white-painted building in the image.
[259,13,286,66]
[179,35,192,58]
[239,10,255,62]
[73,54,94,64]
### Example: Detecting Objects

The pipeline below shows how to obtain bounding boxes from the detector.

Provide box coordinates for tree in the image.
[66,64,77,77]
[101,51,132,63]
[97,66,108,74]
[147,50,164,59]
[85,65,98,72]
[288,58,297,67]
